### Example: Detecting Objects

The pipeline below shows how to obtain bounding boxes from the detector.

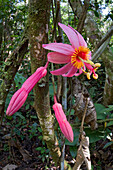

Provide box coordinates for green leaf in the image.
[94,10,99,18]
[106,121,113,127]
[110,47,113,53]
[38,127,42,132]
[25,104,29,110]
[14,112,25,120]
[30,115,37,119]
[85,128,105,143]
[36,147,42,151]
[14,72,26,88]
[70,146,77,158]
[103,141,113,149]
[94,103,106,119]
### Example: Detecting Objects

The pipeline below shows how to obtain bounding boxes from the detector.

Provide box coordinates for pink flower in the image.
[42,23,101,79]
[6,62,48,116]
[53,96,73,142]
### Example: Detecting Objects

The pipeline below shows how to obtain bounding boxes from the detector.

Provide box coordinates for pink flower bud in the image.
[53,96,74,142]
[59,119,74,143]
[22,66,47,93]
[6,87,28,116]
[6,62,49,116]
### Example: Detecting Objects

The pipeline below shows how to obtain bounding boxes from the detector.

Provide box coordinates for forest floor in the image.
[0,110,113,170]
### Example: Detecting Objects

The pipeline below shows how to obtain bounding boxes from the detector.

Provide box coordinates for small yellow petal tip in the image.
[94,63,101,68]
[93,73,98,79]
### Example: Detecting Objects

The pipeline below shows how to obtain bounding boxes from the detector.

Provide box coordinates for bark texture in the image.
[28,0,61,165]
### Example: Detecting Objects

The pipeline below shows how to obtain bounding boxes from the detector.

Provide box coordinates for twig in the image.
[61,140,65,170]
[73,98,91,170]
[80,98,88,133]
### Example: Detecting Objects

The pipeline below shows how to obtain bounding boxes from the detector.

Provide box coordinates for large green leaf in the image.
[85,128,105,143]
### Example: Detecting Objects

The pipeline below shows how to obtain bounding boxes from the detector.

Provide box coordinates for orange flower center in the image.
[71,46,90,69]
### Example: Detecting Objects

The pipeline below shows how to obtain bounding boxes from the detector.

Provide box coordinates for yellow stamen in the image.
[81,68,87,74]
[87,60,95,66]
[94,63,101,67]
[86,73,91,80]
[81,68,91,79]
[78,57,95,66]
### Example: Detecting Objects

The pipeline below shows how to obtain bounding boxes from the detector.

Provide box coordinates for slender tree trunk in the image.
[28,0,61,165]
[0,35,28,121]
[102,49,113,106]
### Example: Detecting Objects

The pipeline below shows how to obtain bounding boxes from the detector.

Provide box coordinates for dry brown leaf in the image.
[72,78,98,130]
[8,136,32,163]
[73,134,91,170]
[3,164,18,170]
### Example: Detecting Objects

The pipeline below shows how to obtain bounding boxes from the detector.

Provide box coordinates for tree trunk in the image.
[102,49,113,106]
[28,0,61,165]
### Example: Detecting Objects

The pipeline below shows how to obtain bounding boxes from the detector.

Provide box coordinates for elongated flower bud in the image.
[53,96,73,142]
[22,66,47,93]
[6,62,49,116]
[6,87,28,116]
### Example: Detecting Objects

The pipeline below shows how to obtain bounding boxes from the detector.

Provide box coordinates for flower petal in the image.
[84,63,93,71]
[88,51,92,60]
[68,25,87,47]
[50,62,72,75]
[42,43,74,55]
[62,66,77,77]
[58,22,79,49]
[74,68,83,76]
[48,52,71,64]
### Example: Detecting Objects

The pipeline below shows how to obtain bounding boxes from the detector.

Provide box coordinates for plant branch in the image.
[77,0,90,33]
[0,31,28,123]
[92,36,111,61]
[94,25,113,53]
